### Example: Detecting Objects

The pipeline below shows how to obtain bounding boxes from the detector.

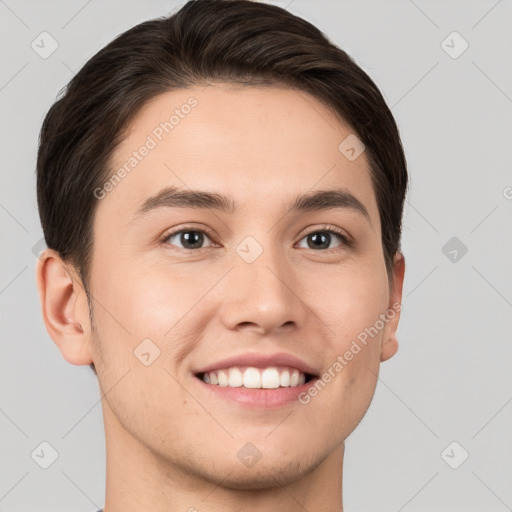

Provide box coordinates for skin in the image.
[36,83,405,512]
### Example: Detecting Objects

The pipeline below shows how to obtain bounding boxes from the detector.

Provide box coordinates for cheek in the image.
[312,265,389,347]
[91,256,193,333]
[89,259,218,377]
[308,265,387,413]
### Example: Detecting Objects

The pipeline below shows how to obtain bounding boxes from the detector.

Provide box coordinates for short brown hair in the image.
[36,0,408,375]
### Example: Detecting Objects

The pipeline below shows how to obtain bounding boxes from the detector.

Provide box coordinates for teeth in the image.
[261,368,280,388]
[279,369,290,387]
[243,367,261,388]
[228,367,243,387]
[218,369,229,387]
[201,366,309,389]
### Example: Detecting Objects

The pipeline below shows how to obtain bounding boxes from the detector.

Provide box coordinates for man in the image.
[35,1,407,510]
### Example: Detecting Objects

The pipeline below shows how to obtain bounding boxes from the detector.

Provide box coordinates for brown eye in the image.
[163,229,214,250]
[296,227,350,251]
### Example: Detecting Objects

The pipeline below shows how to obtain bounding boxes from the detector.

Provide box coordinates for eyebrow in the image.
[132,186,371,225]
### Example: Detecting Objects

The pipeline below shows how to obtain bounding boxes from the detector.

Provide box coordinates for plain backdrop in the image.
[1,1,511,511]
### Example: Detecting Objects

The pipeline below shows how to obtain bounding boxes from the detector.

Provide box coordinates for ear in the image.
[35,249,93,366]
[380,252,405,362]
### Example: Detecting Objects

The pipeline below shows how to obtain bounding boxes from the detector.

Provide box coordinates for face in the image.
[84,84,403,488]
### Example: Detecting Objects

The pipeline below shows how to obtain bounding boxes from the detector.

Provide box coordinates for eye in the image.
[296,225,351,252]
[160,224,351,252]
[161,226,216,250]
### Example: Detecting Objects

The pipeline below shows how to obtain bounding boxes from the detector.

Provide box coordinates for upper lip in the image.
[194,352,319,376]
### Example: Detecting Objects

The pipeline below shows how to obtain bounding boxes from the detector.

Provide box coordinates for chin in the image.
[219,465,307,490]
[204,452,323,491]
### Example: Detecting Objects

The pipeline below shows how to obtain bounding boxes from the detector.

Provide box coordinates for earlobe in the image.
[380,335,398,362]
[380,252,405,362]
[35,249,93,366]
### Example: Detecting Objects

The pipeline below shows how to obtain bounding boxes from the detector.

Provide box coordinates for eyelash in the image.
[159,224,352,253]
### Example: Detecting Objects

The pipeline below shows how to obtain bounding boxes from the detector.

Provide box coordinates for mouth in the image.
[195,366,317,389]
[191,352,320,408]
[193,366,319,409]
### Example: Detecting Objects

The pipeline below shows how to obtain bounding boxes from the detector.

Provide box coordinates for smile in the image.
[198,365,314,389]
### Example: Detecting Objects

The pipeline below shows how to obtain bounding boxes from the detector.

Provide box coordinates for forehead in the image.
[102,84,379,227]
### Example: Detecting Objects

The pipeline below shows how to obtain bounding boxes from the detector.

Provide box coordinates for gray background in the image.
[1,0,511,510]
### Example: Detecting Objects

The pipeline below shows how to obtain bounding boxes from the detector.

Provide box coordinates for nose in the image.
[218,243,309,335]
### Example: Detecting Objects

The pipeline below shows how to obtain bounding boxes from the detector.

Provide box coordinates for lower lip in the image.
[194,375,317,408]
